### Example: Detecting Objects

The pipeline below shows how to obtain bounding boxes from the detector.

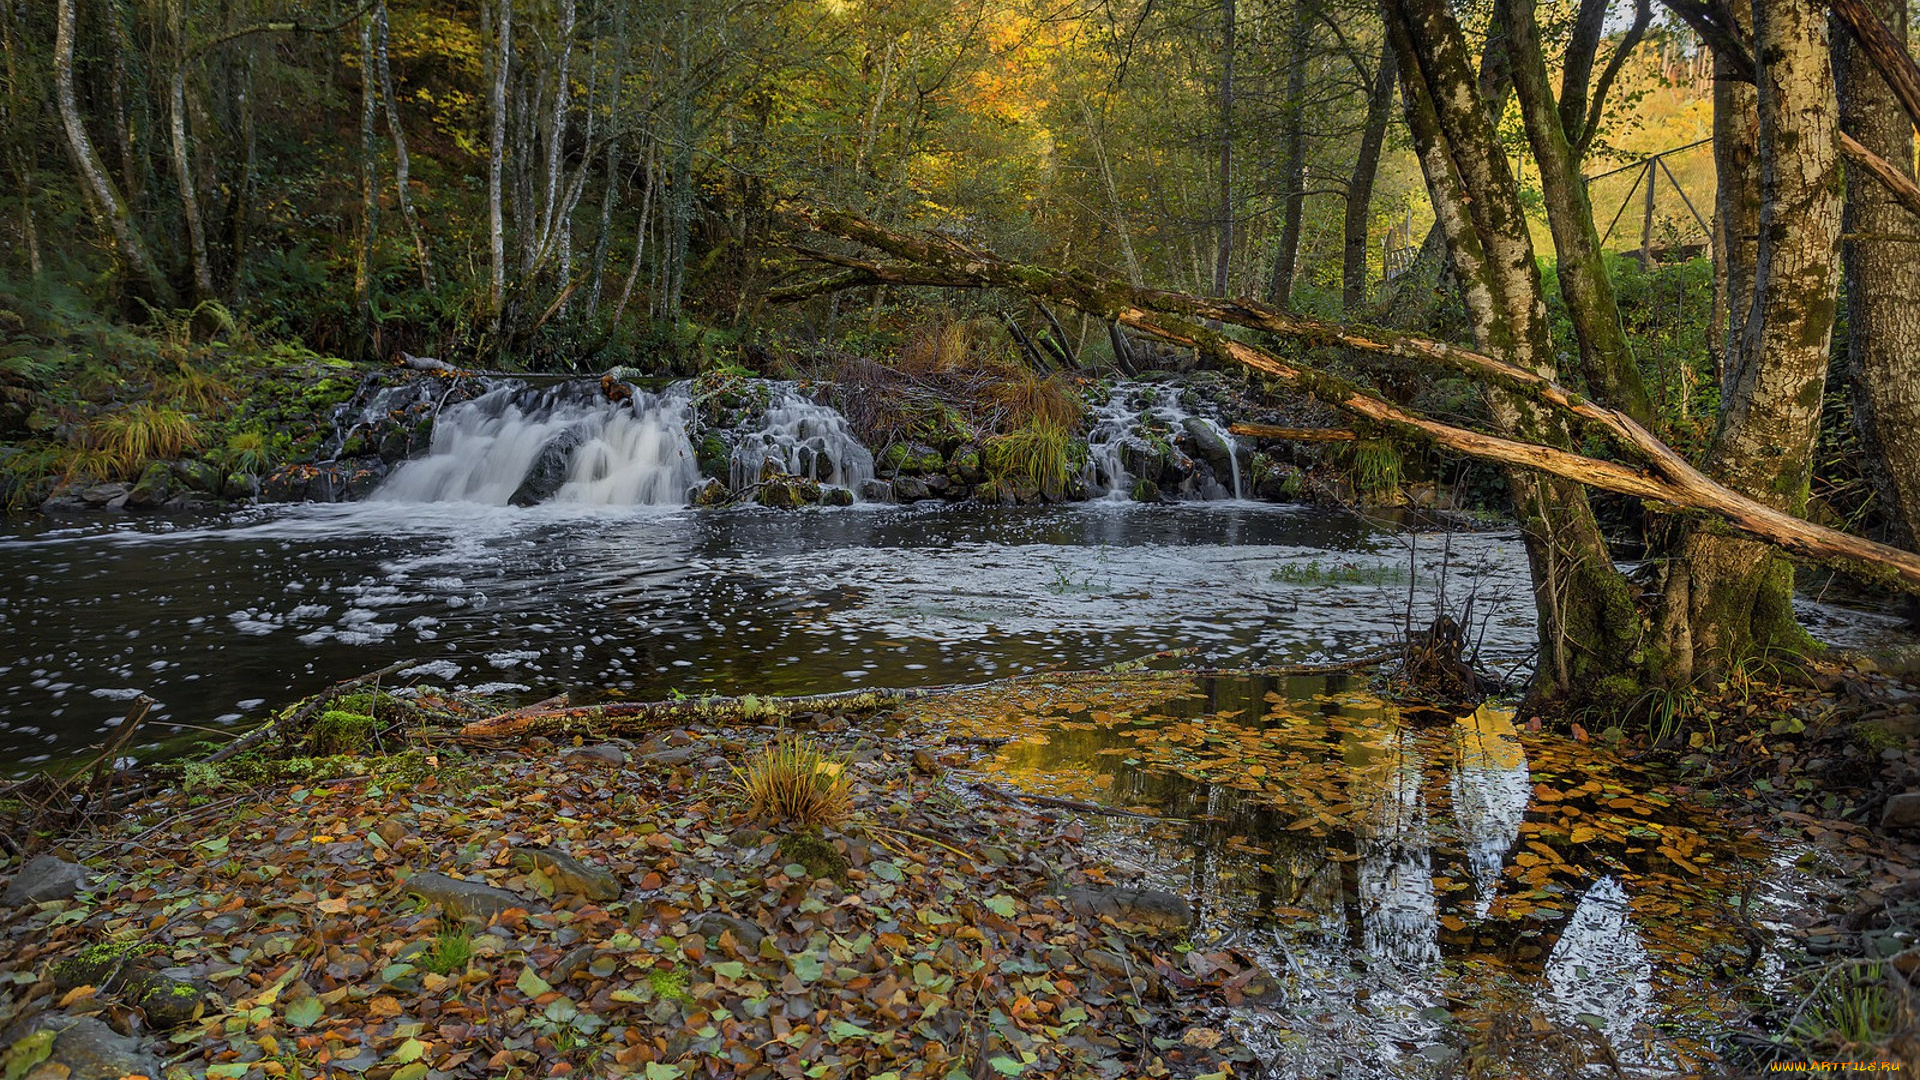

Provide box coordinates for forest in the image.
[6,0,1920,1075]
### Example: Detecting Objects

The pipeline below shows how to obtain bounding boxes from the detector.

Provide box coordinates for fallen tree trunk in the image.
[773,209,1920,593]
[1227,423,1358,442]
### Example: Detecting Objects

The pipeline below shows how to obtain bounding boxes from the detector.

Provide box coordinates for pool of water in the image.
[1,500,1906,772]
[909,671,1815,1077]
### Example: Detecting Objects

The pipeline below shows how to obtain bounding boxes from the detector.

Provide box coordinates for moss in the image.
[648,966,693,1003]
[777,830,849,884]
[52,937,156,990]
[308,710,377,756]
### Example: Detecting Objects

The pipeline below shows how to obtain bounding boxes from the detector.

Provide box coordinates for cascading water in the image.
[373,382,700,507]
[1081,382,1246,500]
[728,386,876,496]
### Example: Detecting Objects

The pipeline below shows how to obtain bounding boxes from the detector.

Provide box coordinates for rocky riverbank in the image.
[0,693,1266,1080]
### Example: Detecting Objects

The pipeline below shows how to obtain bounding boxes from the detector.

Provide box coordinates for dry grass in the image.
[89,403,202,477]
[733,733,854,829]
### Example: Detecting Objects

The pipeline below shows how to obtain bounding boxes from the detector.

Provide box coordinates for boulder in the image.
[892,476,932,502]
[402,871,542,921]
[692,478,732,508]
[222,471,261,499]
[510,430,584,506]
[1884,794,1920,830]
[1130,478,1161,503]
[509,846,621,901]
[879,442,943,476]
[1,1012,162,1080]
[692,912,768,953]
[695,434,731,479]
[123,461,175,510]
[1180,417,1237,477]
[564,744,628,767]
[949,445,984,484]
[1063,885,1192,931]
[80,482,131,509]
[755,477,821,509]
[821,486,855,507]
[2,855,88,906]
[857,479,895,503]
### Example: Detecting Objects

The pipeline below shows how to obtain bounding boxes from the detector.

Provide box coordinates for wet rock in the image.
[1064,885,1192,931]
[1884,794,1920,830]
[509,846,621,901]
[879,442,943,476]
[126,969,209,1028]
[921,473,950,494]
[891,475,932,502]
[402,871,541,922]
[81,482,131,508]
[755,476,821,509]
[692,478,732,507]
[857,479,895,503]
[949,445,984,484]
[375,820,411,848]
[170,459,224,493]
[510,430,584,506]
[123,461,175,510]
[911,749,940,775]
[2,855,89,906]
[565,743,628,766]
[814,714,850,734]
[1130,478,1161,503]
[821,486,855,507]
[692,912,768,953]
[550,945,596,983]
[1180,417,1236,476]
[641,745,703,767]
[1,1012,162,1080]
[695,434,731,479]
[220,472,260,499]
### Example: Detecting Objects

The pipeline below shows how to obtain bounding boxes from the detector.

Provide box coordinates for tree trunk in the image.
[1658,0,1843,681]
[1839,0,1920,549]
[486,0,511,321]
[167,0,213,300]
[1385,0,1643,707]
[55,0,172,303]
[376,0,434,292]
[539,0,574,257]
[1501,0,1655,427]
[662,8,696,320]
[354,14,380,359]
[1708,0,1759,391]
[1269,0,1311,310]
[1342,46,1394,314]
[1212,0,1235,298]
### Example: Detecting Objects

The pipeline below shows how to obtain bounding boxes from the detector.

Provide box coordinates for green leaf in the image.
[829,1019,870,1040]
[283,996,324,1029]
[196,835,230,854]
[644,1064,685,1080]
[984,895,1019,919]
[871,860,903,883]
[207,1065,250,1080]
[2,1029,54,1080]
[712,960,746,979]
[391,1037,427,1064]
[790,952,826,982]
[516,966,553,998]
[989,1057,1026,1076]
[393,1065,430,1080]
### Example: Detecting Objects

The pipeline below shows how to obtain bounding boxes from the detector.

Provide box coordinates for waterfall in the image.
[1080,382,1244,500]
[372,382,700,507]
[728,386,876,496]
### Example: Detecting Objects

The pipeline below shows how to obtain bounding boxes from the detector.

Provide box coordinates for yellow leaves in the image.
[1440,915,1468,933]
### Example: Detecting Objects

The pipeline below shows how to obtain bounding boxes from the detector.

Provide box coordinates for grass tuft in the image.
[733,733,853,829]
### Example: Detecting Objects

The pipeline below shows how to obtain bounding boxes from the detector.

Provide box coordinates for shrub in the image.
[733,733,853,829]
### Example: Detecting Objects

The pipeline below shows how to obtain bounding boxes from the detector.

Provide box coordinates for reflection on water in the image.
[913,673,1798,1077]
[0,501,1540,770]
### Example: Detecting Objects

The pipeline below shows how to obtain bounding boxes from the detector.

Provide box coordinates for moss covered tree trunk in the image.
[1384,0,1643,707]
[1839,0,1920,550]
[1655,0,1842,682]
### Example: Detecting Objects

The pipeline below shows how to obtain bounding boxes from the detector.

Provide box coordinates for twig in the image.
[968,781,1180,823]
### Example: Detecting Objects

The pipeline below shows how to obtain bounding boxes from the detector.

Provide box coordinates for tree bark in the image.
[55,0,172,303]
[1501,0,1655,428]
[375,0,433,292]
[1213,0,1236,298]
[1342,46,1394,314]
[486,0,511,321]
[1839,0,1920,549]
[167,0,213,300]
[1709,0,1759,391]
[1384,0,1642,706]
[1659,0,1844,680]
[353,14,380,360]
[1268,0,1312,311]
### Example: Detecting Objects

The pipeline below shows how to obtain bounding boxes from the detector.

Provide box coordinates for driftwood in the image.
[775,209,1920,593]
[206,658,417,763]
[1228,423,1358,443]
